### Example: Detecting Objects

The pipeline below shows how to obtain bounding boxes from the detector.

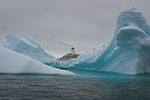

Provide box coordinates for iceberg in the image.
[4,33,57,64]
[0,46,75,75]
[2,6,150,75]
[59,7,150,75]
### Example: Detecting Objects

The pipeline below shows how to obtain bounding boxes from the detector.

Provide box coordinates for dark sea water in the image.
[0,70,150,100]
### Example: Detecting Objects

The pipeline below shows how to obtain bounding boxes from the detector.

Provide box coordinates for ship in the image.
[57,47,80,63]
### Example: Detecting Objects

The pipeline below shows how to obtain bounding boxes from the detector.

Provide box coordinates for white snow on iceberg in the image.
[0,46,75,75]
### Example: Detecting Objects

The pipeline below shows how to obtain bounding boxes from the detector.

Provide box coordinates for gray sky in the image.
[0,0,150,57]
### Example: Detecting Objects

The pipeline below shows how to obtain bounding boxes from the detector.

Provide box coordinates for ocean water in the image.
[0,70,150,100]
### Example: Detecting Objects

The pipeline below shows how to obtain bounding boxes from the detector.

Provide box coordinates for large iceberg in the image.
[2,7,150,75]
[4,33,57,64]
[59,7,150,75]
[0,46,75,75]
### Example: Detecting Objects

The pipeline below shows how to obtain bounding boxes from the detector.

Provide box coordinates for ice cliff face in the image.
[60,7,150,75]
[4,33,57,64]
[116,7,150,34]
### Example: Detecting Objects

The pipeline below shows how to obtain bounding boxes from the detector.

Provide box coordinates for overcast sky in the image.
[0,0,150,57]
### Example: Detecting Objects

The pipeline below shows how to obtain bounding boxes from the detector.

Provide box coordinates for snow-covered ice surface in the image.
[4,33,57,64]
[0,47,75,75]
[58,7,150,75]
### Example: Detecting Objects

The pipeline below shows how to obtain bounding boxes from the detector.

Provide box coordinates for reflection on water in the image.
[0,70,149,100]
